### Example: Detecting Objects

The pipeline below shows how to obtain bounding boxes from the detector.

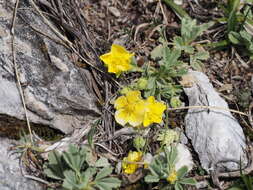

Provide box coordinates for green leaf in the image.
[176,166,188,179]
[190,51,208,71]
[241,174,253,190]
[148,155,167,177]
[163,48,181,66]
[94,158,110,168]
[228,31,241,44]
[165,146,178,169]
[175,182,184,190]
[82,167,97,184]
[227,187,244,190]
[62,145,87,172]
[88,126,96,149]
[44,151,66,180]
[193,50,210,60]
[179,177,197,185]
[144,175,160,183]
[95,167,113,181]
[173,36,194,54]
[244,19,253,36]
[151,44,164,60]
[95,177,121,190]
[227,0,240,32]
[62,170,79,190]
[240,30,253,53]
[181,17,214,44]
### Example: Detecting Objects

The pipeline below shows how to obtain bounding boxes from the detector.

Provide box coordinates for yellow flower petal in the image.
[99,44,134,75]
[128,151,143,162]
[125,91,142,103]
[99,53,111,66]
[115,109,128,126]
[114,91,145,127]
[114,96,127,110]
[122,151,143,174]
[143,96,166,127]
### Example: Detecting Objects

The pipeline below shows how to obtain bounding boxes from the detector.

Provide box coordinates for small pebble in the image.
[108,7,121,17]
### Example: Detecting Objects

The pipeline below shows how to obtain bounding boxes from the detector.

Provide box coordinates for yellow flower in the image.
[99,44,134,75]
[143,96,166,127]
[166,170,177,184]
[114,91,145,127]
[114,90,166,128]
[122,151,143,174]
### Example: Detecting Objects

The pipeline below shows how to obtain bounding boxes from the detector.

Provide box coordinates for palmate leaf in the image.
[190,50,209,71]
[165,146,178,170]
[94,177,121,190]
[175,182,184,190]
[176,166,188,179]
[181,17,214,44]
[148,155,168,179]
[151,44,164,60]
[94,158,110,168]
[95,167,113,181]
[62,144,87,172]
[179,177,197,185]
[173,36,194,54]
[44,151,66,180]
[163,47,181,66]
[62,170,79,190]
[144,175,160,183]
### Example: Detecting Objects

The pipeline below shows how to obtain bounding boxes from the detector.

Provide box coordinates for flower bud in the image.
[170,96,182,108]
[136,78,148,90]
[133,136,146,151]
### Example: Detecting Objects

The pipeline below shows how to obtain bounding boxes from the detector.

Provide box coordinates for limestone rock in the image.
[0,1,100,133]
[0,137,44,190]
[184,71,248,172]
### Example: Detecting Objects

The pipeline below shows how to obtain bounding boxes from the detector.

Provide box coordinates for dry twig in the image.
[11,0,33,144]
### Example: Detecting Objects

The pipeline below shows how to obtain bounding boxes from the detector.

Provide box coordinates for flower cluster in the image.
[122,151,143,174]
[166,170,177,184]
[99,44,134,76]
[114,90,166,127]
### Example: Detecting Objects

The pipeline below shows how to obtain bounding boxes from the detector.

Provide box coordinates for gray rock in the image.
[184,71,248,172]
[0,137,44,190]
[0,1,100,133]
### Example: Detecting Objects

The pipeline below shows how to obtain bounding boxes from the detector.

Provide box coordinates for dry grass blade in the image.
[11,0,33,144]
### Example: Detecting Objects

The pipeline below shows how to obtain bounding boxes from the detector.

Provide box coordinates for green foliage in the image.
[173,17,212,70]
[180,17,214,45]
[122,17,212,103]
[215,1,253,58]
[227,0,241,32]
[146,43,186,100]
[133,136,146,152]
[44,145,121,190]
[228,160,253,190]
[144,146,196,190]
[157,129,179,147]
[228,172,253,190]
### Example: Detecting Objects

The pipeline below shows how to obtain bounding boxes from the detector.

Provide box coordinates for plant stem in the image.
[162,0,189,19]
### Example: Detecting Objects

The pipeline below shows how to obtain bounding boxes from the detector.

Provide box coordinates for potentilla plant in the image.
[144,144,196,190]
[99,43,197,188]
